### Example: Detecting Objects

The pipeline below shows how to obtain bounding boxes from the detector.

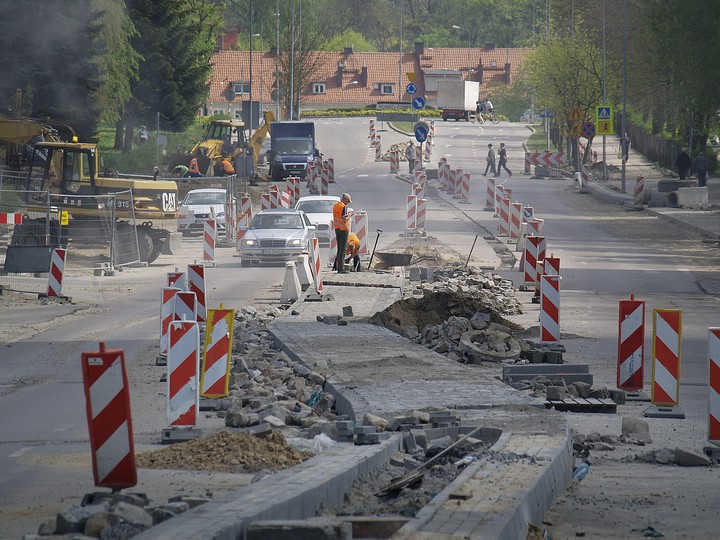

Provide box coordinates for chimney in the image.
[336,62,344,87]
[344,46,354,55]
[361,66,368,87]
[483,43,495,51]
[414,41,424,56]
[504,63,511,85]
[477,63,483,84]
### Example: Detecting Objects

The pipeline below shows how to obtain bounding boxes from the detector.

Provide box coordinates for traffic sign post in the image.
[582,122,596,140]
[406,83,417,95]
[412,96,426,110]
[413,121,430,143]
[596,105,614,136]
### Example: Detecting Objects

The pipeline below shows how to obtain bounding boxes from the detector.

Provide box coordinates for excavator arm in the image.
[246,110,275,165]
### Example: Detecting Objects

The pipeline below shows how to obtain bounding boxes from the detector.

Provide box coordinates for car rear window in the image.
[183,192,226,205]
[296,201,335,213]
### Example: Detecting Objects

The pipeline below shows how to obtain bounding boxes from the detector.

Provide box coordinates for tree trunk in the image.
[123,121,134,154]
[114,119,124,150]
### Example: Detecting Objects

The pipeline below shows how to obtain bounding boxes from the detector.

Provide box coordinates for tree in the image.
[0,0,103,140]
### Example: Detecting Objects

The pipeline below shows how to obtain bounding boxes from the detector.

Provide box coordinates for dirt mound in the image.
[369,291,514,336]
[136,430,314,473]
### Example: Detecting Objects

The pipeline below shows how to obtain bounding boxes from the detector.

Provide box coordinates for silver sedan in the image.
[238,209,315,267]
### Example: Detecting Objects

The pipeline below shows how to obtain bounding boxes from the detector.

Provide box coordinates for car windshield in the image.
[296,200,335,214]
[183,192,225,205]
[274,140,313,155]
[250,214,304,230]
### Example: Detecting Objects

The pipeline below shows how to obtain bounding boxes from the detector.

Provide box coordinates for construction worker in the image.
[174,164,190,178]
[188,156,202,177]
[220,158,235,175]
[344,231,361,272]
[332,193,352,273]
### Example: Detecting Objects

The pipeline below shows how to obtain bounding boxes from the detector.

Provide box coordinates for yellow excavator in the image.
[0,114,74,167]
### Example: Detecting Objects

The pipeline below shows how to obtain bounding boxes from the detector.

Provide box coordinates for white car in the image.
[294,195,339,245]
[239,209,315,267]
[178,188,228,236]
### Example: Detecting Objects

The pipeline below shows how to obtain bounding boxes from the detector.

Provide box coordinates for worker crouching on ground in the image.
[345,231,361,272]
[220,158,235,175]
[332,193,353,273]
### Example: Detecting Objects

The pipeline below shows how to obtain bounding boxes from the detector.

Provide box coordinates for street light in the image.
[452,25,471,77]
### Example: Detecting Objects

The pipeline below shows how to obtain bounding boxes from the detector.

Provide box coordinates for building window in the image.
[233,82,251,95]
[312,83,326,94]
[381,84,394,95]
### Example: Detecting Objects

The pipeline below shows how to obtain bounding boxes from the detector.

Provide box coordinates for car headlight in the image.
[242,239,256,246]
[274,155,282,163]
[289,239,302,246]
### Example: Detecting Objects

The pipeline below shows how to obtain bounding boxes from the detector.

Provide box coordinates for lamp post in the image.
[452,25,471,77]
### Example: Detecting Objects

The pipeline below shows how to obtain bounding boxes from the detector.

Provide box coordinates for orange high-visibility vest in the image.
[333,201,349,231]
[346,232,359,255]
[189,157,200,174]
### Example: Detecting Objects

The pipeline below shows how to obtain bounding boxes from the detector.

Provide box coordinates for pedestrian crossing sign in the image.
[596,106,613,135]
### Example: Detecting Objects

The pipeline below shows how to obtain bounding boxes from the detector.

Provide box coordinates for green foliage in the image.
[321,30,376,52]
[0,189,23,213]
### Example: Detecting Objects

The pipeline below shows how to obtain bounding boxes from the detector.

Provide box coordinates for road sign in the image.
[412,96,426,110]
[413,121,430,143]
[569,107,582,122]
[582,122,596,139]
[406,83,417,95]
[539,109,554,119]
[407,72,416,83]
[567,123,582,138]
[596,105,614,135]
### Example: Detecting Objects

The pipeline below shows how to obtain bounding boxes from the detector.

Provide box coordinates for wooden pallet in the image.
[544,397,617,414]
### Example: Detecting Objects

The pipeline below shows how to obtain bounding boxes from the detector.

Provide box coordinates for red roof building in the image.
[206,42,530,118]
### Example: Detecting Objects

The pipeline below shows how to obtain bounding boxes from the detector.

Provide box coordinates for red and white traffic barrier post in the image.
[0,212,23,224]
[416,197,427,232]
[187,263,207,324]
[260,192,271,211]
[438,159,449,190]
[453,168,463,198]
[540,274,561,343]
[328,235,337,268]
[281,188,291,208]
[647,309,684,418]
[81,342,137,491]
[374,136,383,161]
[165,316,201,440]
[494,184,505,216]
[498,195,511,236]
[406,194,417,232]
[523,235,546,288]
[390,149,399,173]
[269,185,280,208]
[174,290,197,324]
[617,294,646,396]
[352,211,369,255]
[458,171,470,203]
[203,218,216,266]
[485,176,495,211]
[369,119,375,140]
[307,237,326,300]
[200,305,236,400]
[44,247,68,300]
[509,202,522,242]
[327,157,335,183]
[321,161,330,195]
[708,328,720,444]
[158,287,180,364]
[635,176,645,207]
[168,268,186,290]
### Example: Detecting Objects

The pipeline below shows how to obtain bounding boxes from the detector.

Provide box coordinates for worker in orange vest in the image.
[332,193,352,273]
[344,231,361,272]
[188,156,202,177]
[220,158,235,175]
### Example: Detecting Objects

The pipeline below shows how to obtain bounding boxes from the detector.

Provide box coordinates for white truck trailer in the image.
[437,80,480,121]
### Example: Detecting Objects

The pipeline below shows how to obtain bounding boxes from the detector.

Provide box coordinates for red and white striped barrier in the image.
[416,197,427,231]
[328,235,337,268]
[306,162,316,189]
[540,274,561,342]
[174,291,197,323]
[438,159,450,190]
[709,328,720,443]
[352,211,369,255]
[46,248,66,298]
[260,192,271,211]
[544,255,560,276]
[321,161,330,195]
[200,306,235,398]
[524,151,566,173]
[0,213,22,224]
[510,202,522,241]
[453,169,463,197]
[269,185,279,208]
[160,287,180,355]
[289,177,301,204]
[635,176,645,206]
[81,342,137,489]
[524,235,546,283]
[389,149,399,173]
[458,172,470,201]
[527,217,544,236]
[280,188,291,208]
[203,218,216,264]
[309,237,323,293]
[423,140,432,162]
[406,194,417,231]
[167,318,200,427]
[187,264,206,324]
[369,119,375,139]
[651,309,682,407]
[413,167,426,186]
[617,294,645,391]
[494,184,505,215]
[498,196,511,236]
[167,269,186,290]
[580,164,590,190]
[485,176,495,210]
[327,158,335,183]
[414,144,422,166]
[374,136,382,161]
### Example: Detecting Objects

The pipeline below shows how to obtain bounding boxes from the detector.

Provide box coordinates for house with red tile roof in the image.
[206,42,530,120]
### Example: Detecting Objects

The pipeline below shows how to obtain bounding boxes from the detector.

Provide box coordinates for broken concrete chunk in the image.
[674,447,712,466]
[622,417,650,435]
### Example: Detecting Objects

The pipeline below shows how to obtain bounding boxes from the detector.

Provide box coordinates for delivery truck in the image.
[267,122,318,181]
[437,80,480,121]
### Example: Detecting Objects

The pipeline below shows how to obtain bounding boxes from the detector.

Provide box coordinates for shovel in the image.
[368,228,383,269]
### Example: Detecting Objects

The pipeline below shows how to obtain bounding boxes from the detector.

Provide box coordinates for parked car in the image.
[238,209,315,267]
[294,195,339,245]
[520,109,533,123]
[178,188,228,236]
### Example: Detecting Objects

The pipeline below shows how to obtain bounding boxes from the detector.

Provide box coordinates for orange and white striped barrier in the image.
[321,161,330,195]
[416,197,427,231]
[498,196,511,236]
[617,294,645,391]
[200,305,235,398]
[485,176,495,210]
[580,164,590,190]
[46,248,66,298]
[651,309,682,407]
[0,213,22,224]
[524,235,546,284]
[510,202,522,241]
[81,342,137,489]
[389,149,399,173]
[168,269,186,290]
[352,211,369,254]
[309,237,323,294]
[167,318,200,427]
[540,274,560,342]
[327,158,335,183]
[159,287,180,356]
[187,264,206,324]
[374,136,382,161]
[635,176,645,206]
[406,194,417,231]
[203,218,216,264]
[709,328,720,443]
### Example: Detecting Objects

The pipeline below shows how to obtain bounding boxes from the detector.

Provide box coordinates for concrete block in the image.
[403,432,418,453]
[295,254,313,291]
[246,520,352,540]
[546,386,566,400]
[676,186,709,207]
[280,261,302,302]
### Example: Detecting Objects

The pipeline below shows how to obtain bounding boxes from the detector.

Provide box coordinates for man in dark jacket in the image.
[695,151,708,187]
[675,147,691,179]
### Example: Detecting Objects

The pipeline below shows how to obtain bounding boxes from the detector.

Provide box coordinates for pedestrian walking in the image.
[496,142,512,177]
[332,193,352,273]
[675,147,691,180]
[405,142,416,174]
[484,143,496,176]
[695,151,708,187]
[621,133,631,162]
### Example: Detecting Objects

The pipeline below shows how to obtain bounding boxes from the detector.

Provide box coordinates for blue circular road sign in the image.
[412,96,426,110]
[406,83,417,95]
[413,121,429,143]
